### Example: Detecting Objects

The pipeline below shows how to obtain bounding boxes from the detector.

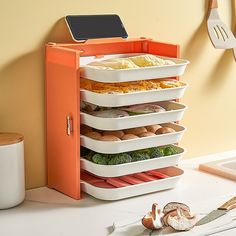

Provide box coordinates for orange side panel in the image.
[46,46,80,199]
[147,41,180,58]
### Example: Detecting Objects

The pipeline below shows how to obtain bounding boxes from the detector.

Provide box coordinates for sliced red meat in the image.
[106,178,131,188]
[92,181,115,188]
[81,172,104,184]
[119,175,144,185]
[146,170,169,179]
[132,173,158,182]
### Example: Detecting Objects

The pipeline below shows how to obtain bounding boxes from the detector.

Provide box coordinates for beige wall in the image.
[1,0,236,189]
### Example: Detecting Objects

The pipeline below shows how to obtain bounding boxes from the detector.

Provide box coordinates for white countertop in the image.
[0,150,236,236]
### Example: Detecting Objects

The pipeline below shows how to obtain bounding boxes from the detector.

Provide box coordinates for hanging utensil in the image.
[207,0,236,49]
[234,39,236,60]
[233,0,236,60]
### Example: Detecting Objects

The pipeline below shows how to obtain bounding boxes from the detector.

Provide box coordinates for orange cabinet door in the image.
[46,45,81,199]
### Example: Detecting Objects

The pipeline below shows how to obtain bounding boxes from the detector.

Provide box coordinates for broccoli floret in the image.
[91,153,108,165]
[131,152,150,162]
[108,153,132,165]
[148,147,164,158]
[163,146,178,156]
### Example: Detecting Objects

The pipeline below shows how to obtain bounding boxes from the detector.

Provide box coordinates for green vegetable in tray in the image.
[131,152,150,162]
[108,153,132,165]
[147,147,164,158]
[85,145,180,165]
[91,153,109,165]
[162,146,178,156]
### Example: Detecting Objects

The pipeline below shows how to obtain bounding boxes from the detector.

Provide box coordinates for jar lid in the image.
[0,133,24,146]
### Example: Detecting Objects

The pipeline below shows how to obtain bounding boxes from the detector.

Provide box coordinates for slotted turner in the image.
[232,0,236,61]
[234,37,236,60]
[207,0,236,49]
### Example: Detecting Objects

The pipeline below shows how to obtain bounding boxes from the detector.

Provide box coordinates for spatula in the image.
[234,39,236,61]
[232,0,236,60]
[207,0,236,49]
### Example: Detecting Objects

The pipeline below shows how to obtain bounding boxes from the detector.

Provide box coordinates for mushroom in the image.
[166,208,197,231]
[163,202,190,215]
[142,203,163,230]
[162,202,197,231]
[162,209,178,227]
[162,207,197,231]
[143,202,197,232]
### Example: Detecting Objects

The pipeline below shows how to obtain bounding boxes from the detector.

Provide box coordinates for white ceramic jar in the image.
[0,133,25,209]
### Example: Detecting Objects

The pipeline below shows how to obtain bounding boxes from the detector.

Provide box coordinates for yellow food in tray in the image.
[129,54,175,67]
[159,80,182,88]
[80,78,183,94]
[87,54,175,69]
[89,58,138,69]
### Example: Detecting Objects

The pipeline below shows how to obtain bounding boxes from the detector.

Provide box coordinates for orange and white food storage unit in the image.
[45,15,189,200]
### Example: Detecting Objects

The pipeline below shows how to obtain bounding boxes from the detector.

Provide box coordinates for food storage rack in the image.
[45,15,189,200]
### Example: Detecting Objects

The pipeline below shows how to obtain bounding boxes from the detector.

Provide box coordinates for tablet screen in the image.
[65,15,128,41]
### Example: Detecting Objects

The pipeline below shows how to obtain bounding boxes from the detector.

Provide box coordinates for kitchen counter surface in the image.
[0,150,236,236]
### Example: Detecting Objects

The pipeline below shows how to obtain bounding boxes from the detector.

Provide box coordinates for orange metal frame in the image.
[45,37,180,199]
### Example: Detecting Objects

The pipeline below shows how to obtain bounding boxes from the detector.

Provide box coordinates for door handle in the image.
[66,115,73,136]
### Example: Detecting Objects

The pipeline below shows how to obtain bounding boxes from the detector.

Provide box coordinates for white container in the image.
[81,145,185,177]
[80,54,189,83]
[81,101,187,130]
[80,83,188,107]
[81,167,184,201]
[0,133,25,209]
[80,123,186,154]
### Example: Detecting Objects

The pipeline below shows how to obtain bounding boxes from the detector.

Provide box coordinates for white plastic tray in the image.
[80,123,186,154]
[80,82,188,107]
[81,145,185,177]
[80,54,189,83]
[80,101,187,131]
[81,167,184,201]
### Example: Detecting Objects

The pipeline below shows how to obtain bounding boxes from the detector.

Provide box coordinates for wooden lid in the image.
[0,133,24,146]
